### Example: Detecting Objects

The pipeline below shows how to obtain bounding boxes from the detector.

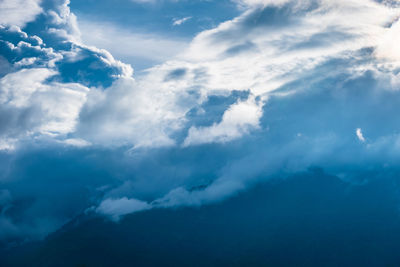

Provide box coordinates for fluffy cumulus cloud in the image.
[0,68,88,138]
[0,0,133,149]
[0,0,43,27]
[1,0,400,244]
[184,95,263,145]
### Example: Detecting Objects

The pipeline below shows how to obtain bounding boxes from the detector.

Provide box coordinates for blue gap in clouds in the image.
[70,0,240,38]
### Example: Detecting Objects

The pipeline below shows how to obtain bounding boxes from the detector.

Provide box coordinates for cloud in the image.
[172,16,192,26]
[62,138,91,147]
[184,94,263,145]
[0,0,43,28]
[0,10,133,84]
[356,128,366,142]
[0,0,135,146]
[3,0,400,240]
[78,19,188,69]
[179,0,399,95]
[3,0,398,150]
[0,139,16,151]
[96,197,151,221]
[375,19,400,61]
[76,76,186,148]
[0,68,89,139]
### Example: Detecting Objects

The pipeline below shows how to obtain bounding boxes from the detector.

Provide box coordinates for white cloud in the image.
[0,138,17,151]
[233,0,292,8]
[0,68,55,108]
[96,197,151,221]
[77,75,188,148]
[356,128,366,142]
[14,57,38,67]
[73,0,400,150]
[3,0,400,152]
[172,16,192,26]
[46,0,81,42]
[78,19,189,68]
[375,19,400,61]
[184,95,264,145]
[0,68,89,138]
[62,138,91,147]
[179,0,399,94]
[0,0,42,27]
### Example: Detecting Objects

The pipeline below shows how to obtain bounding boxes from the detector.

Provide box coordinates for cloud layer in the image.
[1,0,400,243]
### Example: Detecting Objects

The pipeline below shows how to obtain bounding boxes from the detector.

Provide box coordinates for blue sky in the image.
[1,0,400,259]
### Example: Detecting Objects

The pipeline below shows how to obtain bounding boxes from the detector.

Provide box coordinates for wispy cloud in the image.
[172,16,192,26]
[78,19,189,69]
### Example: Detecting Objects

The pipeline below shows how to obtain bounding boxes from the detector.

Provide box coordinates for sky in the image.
[1,0,400,263]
